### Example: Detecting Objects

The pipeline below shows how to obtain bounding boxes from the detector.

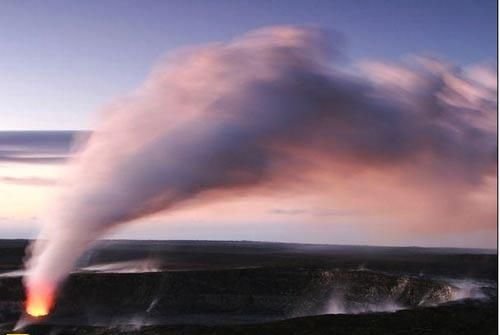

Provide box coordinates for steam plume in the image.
[24,26,496,312]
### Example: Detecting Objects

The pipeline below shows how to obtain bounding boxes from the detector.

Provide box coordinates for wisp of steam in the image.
[23,26,496,316]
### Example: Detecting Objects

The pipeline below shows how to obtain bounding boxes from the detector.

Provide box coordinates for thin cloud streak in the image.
[0,131,88,165]
[0,176,57,187]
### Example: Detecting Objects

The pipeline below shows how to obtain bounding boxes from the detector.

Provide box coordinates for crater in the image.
[0,267,492,327]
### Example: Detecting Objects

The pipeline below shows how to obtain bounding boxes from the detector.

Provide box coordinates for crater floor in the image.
[0,240,496,334]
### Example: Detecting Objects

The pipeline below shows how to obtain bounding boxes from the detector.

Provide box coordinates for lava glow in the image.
[25,282,54,317]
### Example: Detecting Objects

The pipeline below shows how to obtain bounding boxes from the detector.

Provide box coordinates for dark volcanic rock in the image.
[0,267,461,325]
[0,240,495,334]
[1,300,496,335]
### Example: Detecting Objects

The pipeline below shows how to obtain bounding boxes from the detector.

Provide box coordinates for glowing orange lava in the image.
[25,282,54,317]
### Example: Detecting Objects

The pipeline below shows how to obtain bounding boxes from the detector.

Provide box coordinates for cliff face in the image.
[0,241,495,334]
[0,267,461,325]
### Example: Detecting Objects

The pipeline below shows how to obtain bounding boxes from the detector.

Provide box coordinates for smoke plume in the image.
[25,26,496,311]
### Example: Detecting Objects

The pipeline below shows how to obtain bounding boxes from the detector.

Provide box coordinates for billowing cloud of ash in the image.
[24,26,496,311]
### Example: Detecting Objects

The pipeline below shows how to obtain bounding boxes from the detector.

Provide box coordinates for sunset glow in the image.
[0,1,496,249]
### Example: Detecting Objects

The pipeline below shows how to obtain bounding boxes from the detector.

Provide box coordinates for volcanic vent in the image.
[4,267,484,327]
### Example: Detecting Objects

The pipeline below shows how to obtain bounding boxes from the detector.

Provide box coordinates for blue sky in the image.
[0,0,496,130]
[0,1,496,248]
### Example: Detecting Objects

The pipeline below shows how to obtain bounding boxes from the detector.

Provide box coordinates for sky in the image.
[0,0,497,248]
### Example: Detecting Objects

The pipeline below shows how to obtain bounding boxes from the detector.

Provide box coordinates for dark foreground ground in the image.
[0,240,496,334]
[13,300,497,335]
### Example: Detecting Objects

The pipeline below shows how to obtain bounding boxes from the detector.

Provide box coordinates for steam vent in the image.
[0,240,496,334]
